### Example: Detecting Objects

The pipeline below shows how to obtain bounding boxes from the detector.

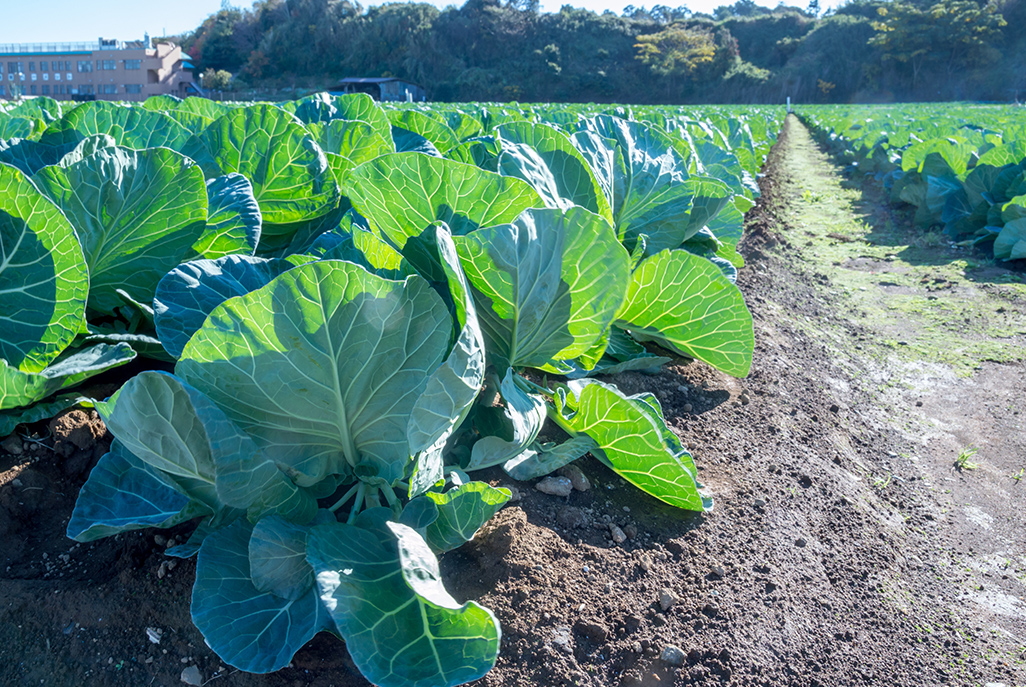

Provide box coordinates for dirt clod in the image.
[49,409,106,455]
[1,435,23,455]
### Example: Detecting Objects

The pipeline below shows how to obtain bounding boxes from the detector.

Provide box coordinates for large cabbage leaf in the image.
[96,370,315,521]
[554,379,711,511]
[344,152,542,251]
[182,104,340,228]
[453,206,629,369]
[0,162,88,372]
[39,101,191,151]
[154,255,295,359]
[193,519,332,673]
[616,249,753,377]
[307,510,500,687]
[32,146,212,315]
[0,343,136,410]
[496,120,613,224]
[176,260,454,487]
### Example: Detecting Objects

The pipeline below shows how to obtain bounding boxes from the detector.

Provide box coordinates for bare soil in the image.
[1,115,1024,687]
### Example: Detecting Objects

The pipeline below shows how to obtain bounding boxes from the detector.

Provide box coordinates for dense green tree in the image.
[173,0,1024,104]
[870,0,1006,91]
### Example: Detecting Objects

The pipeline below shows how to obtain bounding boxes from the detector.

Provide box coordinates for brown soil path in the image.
[0,115,1023,687]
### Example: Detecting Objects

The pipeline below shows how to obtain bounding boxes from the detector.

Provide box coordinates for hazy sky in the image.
[0,0,841,44]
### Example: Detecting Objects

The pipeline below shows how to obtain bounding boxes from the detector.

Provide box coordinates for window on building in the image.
[40,61,48,71]
[31,73,37,81]
[77,61,93,73]
[79,85,94,95]
[42,73,48,81]
[28,61,35,71]
[0,85,4,96]
[29,85,36,95]
[7,62,16,75]
[54,72,61,81]
[124,84,143,94]
[67,73,73,81]
[101,84,117,94]
[123,59,142,70]
[99,60,117,70]
[42,85,49,95]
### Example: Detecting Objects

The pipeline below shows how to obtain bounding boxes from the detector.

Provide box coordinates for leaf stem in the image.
[380,484,402,518]
[346,482,367,524]
[514,374,554,398]
[328,483,360,513]
[546,401,577,437]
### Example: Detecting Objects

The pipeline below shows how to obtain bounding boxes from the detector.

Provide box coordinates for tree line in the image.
[180,0,1026,103]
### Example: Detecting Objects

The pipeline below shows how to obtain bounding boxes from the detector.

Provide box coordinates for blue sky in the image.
[0,0,842,44]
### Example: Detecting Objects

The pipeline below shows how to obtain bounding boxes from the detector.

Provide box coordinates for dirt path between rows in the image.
[1,115,1023,687]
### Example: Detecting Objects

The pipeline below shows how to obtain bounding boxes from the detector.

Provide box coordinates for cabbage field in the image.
[0,94,782,687]
[799,104,1026,261]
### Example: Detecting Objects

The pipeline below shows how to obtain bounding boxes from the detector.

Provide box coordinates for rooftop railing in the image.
[0,41,139,54]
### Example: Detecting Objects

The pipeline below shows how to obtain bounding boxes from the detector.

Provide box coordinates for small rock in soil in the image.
[659,587,680,611]
[574,619,609,643]
[710,565,725,578]
[549,626,574,654]
[1,434,22,455]
[660,645,686,667]
[180,665,203,686]
[683,403,693,413]
[754,498,766,509]
[556,506,587,529]
[703,602,720,617]
[535,476,573,497]
[829,404,840,413]
[796,537,808,547]
[559,464,591,491]
[609,524,627,544]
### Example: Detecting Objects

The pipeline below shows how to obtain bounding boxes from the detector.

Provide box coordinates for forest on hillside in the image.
[180,0,1026,103]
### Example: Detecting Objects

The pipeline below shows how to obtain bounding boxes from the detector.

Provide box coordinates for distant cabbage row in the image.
[799,104,1026,261]
[0,93,780,686]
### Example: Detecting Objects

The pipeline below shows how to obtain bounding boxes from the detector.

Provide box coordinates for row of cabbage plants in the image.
[0,93,780,686]
[799,103,1026,261]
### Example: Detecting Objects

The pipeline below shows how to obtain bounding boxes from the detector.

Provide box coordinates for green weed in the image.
[954,446,980,471]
